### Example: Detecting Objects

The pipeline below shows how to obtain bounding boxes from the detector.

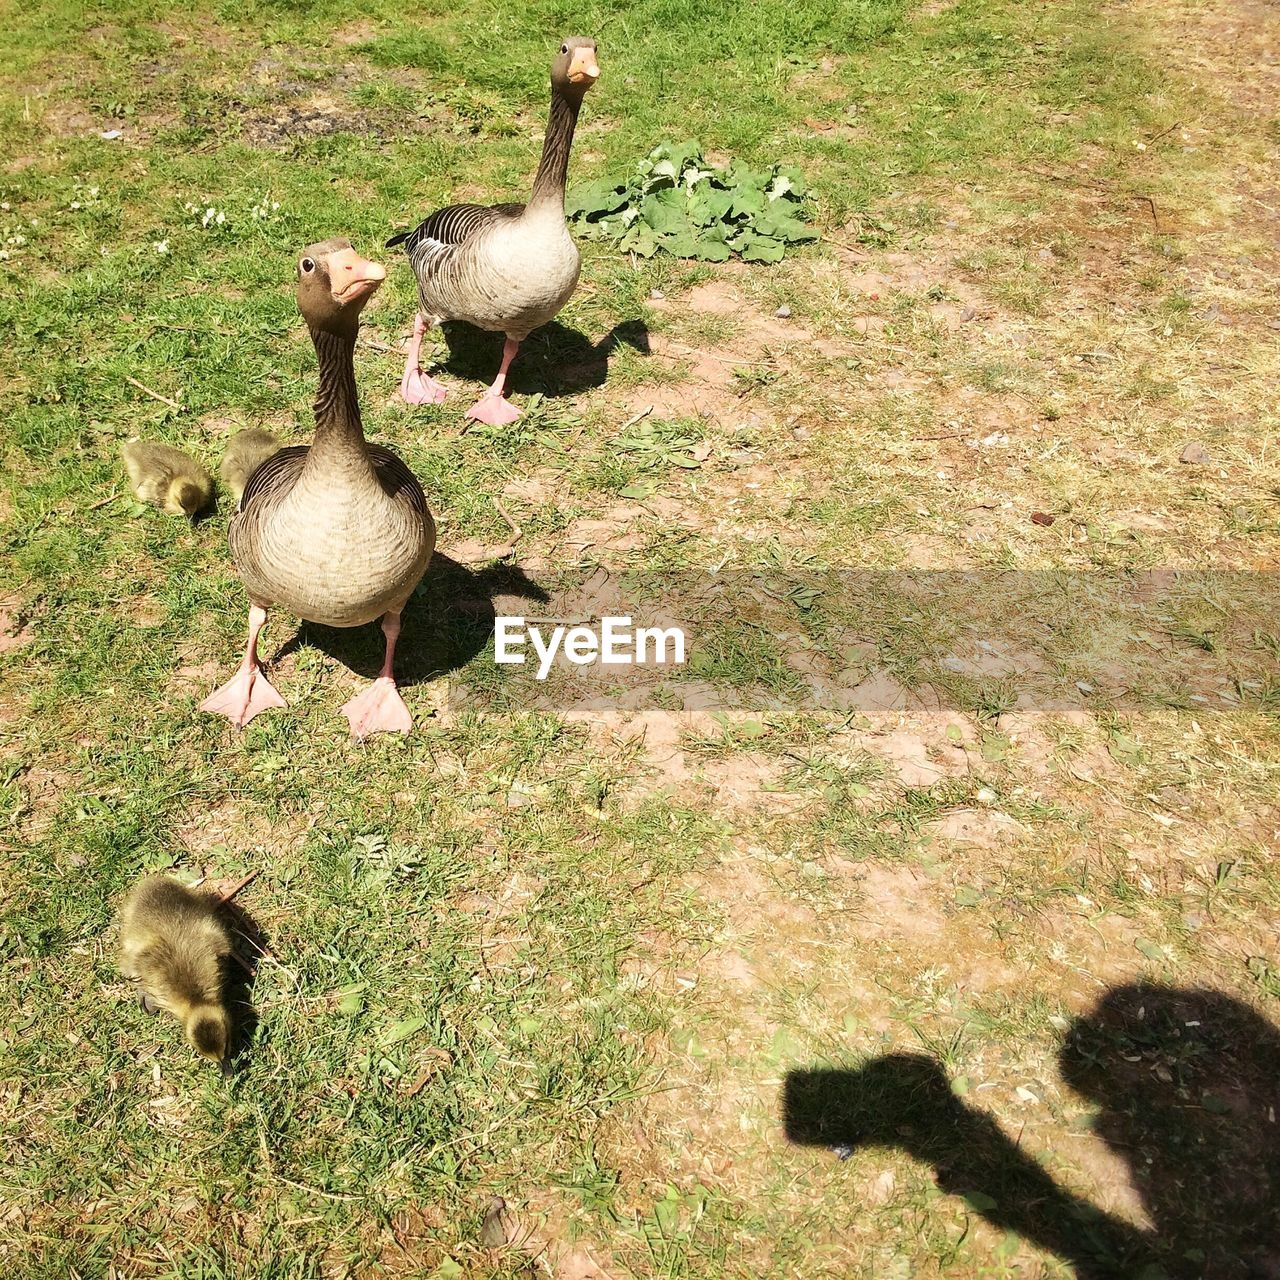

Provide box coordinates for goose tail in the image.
[386,229,409,249]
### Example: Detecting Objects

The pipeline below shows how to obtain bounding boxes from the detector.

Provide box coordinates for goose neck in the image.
[307,326,370,465]
[528,89,582,213]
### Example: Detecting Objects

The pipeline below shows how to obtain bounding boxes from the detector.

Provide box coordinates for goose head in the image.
[296,238,386,336]
[552,36,599,100]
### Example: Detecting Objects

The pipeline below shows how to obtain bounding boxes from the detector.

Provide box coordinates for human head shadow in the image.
[219,897,268,1074]
[270,553,550,690]
[782,983,1280,1279]
[1060,983,1280,1277]
[437,318,649,398]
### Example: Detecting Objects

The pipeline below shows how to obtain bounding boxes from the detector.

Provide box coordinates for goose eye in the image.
[560,43,568,53]
[300,257,315,274]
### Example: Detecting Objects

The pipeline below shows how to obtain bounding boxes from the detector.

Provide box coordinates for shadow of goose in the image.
[220,897,267,1075]
[271,553,550,691]
[438,318,650,398]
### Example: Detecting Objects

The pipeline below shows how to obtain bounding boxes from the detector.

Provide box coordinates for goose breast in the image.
[454,213,581,336]
[231,447,435,628]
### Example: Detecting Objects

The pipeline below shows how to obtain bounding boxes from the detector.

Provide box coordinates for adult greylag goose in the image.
[200,239,436,738]
[388,36,600,425]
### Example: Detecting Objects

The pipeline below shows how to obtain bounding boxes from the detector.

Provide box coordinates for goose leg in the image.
[340,610,412,739]
[465,338,523,426]
[199,605,287,728]
[400,314,449,405]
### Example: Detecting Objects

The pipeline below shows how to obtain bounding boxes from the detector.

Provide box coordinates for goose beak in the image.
[329,248,386,304]
[568,48,600,85]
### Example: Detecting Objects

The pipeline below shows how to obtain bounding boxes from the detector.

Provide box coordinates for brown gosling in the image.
[121,440,214,517]
[118,873,234,1073]
[220,428,281,507]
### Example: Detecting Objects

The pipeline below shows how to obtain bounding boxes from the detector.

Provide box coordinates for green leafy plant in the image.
[567,141,817,263]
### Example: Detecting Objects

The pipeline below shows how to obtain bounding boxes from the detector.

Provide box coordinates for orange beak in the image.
[567,47,600,85]
[328,247,386,303]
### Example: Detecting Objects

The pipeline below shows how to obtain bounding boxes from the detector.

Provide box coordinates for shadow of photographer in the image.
[783,983,1280,1278]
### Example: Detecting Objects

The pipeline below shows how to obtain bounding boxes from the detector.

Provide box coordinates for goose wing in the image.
[236,444,308,512]
[387,201,524,290]
[366,443,431,520]
[235,443,429,519]
[388,201,524,251]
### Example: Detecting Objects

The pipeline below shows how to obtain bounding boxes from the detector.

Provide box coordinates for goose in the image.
[119,873,234,1074]
[389,36,600,426]
[121,439,213,517]
[220,427,280,506]
[200,239,436,738]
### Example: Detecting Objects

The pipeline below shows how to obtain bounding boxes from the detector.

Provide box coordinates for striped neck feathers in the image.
[307,326,370,467]
[529,90,583,212]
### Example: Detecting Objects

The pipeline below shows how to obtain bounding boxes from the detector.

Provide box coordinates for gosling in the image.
[118,873,234,1073]
[121,440,214,517]
[220,428,280,507]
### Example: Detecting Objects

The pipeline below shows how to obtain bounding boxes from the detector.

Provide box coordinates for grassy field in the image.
[2,0,1279,1276]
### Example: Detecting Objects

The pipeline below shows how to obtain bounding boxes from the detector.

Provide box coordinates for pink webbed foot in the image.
[464,393,522,426]
[199,664,286,728]
[340,677,412,739]
[400,367,449,405]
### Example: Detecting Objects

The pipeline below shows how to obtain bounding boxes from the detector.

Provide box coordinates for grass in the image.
[3,0,1280,1275]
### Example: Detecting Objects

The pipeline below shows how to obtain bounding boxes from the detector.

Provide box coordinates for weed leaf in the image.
[569,141,814,262]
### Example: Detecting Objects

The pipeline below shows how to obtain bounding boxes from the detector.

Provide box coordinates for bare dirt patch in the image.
[239,94,377,148]
[0,599,33,652]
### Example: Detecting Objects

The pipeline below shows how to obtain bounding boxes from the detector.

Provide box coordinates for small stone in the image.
[775,304,792,318]
[867,1169,897,1204]
[959,306,976,323]
[1030,511,1055,526]
[649,288,665,300]
[1180,442,1211,465]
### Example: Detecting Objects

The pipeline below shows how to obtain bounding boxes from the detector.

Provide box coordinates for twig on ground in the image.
[489,497,522,559]
[146,322,234,337]
[275,1176,360,1203]
[125,376,183,411]
[214,870,260,905]
[619,404,654,432]
[671,343,780,368]
[402,1069,436,1098]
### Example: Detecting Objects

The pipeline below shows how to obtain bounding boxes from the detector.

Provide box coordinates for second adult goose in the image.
[389,36,600,425]
[200,239,436,738]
